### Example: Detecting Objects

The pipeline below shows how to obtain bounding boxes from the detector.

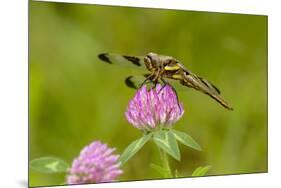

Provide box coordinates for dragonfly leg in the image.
[158,78,168,93]
[152,69,161,82]
[142,70,160,90]
[160,78,181,109]
[139,74,154,88]
[151,80,158,89]
[147,69,162,89]
[172,85,181,110]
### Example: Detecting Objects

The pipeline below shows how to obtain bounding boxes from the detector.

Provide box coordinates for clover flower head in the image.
[125,84,184,130]
[67,141,123,184]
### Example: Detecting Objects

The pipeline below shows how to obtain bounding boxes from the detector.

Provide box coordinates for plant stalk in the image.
[159,148,173,178]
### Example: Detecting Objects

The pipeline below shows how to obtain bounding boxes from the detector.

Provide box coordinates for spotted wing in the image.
[125,74,153,89]
[98,53,146,70]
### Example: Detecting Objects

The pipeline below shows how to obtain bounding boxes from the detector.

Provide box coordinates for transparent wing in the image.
[164,77,188,91]
[98,53,146,70]
[197,76,221,95]
[182,73,233,110]
[165,73,233,110]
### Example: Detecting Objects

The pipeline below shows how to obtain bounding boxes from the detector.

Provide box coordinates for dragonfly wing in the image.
[165,77,188,91]
[98,53,146,70]
[125,74,154,89]
[170,72,233,110]
[197,76,221,94]
[187,74,233,110]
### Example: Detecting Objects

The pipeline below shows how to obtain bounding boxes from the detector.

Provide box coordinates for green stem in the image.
[159,148,173,178]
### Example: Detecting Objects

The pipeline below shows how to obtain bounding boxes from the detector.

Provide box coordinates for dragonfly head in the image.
[144,52,161,71]
[145,52,180,73]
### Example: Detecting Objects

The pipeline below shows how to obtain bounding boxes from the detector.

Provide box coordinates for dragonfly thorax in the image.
[144,52,178,72]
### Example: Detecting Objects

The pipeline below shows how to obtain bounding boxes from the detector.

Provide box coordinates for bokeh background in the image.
[29,1,267,187]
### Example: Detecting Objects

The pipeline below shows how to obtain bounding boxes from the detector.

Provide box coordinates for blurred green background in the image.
[29,1,267,187]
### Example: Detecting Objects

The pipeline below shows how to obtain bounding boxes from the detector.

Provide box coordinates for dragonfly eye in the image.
[163,58,176,66]
[167,59,173,64]
[147,52,160,62]
[145,55,153,63]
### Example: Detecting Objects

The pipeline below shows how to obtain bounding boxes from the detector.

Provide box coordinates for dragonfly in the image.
[98,52,233,110]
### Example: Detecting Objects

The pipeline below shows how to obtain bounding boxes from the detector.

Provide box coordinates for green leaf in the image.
[30,157,69,173]
[119,133,152,165]
[191,166,211,177]
[150,163,169,177]
[153,130,180,161]
[171,130,202,151]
